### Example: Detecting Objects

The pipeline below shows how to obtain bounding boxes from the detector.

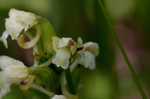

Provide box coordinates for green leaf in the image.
[3,85,49,99]
[3,85,26,99]
[36,17,56,55]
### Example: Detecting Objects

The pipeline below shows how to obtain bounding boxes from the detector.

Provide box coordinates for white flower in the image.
[0,56,28,97]
[52,36,76,69]
[52,95,67,99]
[71,38,99,70]
[1,8,37,48]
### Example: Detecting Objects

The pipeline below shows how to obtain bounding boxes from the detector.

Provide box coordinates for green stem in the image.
[61,73,78,98]
[31,84,54,98]
[65,69,76,94]
[29,58,52,73]
[98,0,147,99]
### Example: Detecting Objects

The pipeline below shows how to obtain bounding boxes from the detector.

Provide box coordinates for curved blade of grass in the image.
[98,0,147,99]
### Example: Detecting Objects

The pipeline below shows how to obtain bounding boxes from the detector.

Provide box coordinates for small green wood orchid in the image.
[0,9,100,99]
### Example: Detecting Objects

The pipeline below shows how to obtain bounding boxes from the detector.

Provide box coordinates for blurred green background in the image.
[0,0,150,99]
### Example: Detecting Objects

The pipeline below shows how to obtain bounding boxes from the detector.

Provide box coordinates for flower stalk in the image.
[30,84,54,97]
[65,69,76,95]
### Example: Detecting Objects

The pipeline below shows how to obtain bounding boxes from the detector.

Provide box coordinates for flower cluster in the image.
[0,9,100,99]
[52,36,99,70]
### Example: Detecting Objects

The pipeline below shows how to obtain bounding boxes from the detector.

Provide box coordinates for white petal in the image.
[9,8,37,32]
[52,95,67,99]
[0,56,25,69]
[0,56,28,98]
[0,83,10,98]
[0,31,9,48]
[78,51,96,70]
[2,65,28,83]
[83,42,99,56]
[52,48,71,69]
[59,37,77,55]
[2,8,37,41]
[5,18,24,40]
[0,56,28,83]
[58,37,72,48]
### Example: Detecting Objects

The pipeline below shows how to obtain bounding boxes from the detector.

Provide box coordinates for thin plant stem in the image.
[31,84,54,98]
[29,58,52,73]
[65,69,76,94]
[61,73,78,99]
[98,0,147,99]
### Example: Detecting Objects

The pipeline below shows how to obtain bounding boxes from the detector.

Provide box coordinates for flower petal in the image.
[58,37,72,48]
[5,18,24,40]
[74,51,96,70]
[0,31,9,48]
[0,56,28,98]
[1,8,38,46]
[9,8,37,32]
[0,56,28,83]
[0,83,10,98]
[83,42,99,56]
[52,48,71,69]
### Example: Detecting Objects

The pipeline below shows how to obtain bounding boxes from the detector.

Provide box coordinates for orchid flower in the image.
[0,56,28,97]
[0,8,39,49]
[52,36,76,69]
[71,37,99,70]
